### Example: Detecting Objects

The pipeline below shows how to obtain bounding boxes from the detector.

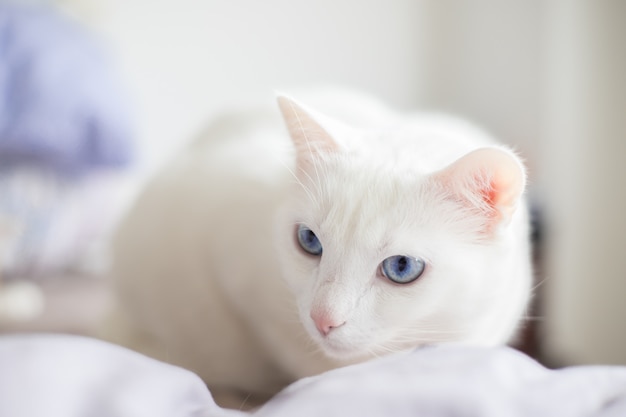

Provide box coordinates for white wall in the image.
[541,0,626,365]
[60,0,427,177]
[418,1,544,173]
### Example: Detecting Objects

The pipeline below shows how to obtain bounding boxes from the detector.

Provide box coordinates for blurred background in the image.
[0,0,624,366]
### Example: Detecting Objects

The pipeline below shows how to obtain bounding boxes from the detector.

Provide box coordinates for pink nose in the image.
[310,310,346,336]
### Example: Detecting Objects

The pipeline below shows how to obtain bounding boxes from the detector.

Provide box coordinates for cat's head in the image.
[274,95,530,361]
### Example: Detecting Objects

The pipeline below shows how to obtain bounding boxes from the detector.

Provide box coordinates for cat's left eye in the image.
[380,255,425,284]
[296,224,323,256]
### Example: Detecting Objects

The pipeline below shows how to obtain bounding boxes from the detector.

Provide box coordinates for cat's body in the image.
[107,89,532,408]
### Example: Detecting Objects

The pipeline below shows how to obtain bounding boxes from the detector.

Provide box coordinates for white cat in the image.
[105,89,532,408]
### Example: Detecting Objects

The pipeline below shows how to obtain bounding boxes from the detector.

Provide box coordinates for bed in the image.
[2,333,625,417]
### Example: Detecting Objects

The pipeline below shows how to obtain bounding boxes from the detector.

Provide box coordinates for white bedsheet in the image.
[1,334,626,417]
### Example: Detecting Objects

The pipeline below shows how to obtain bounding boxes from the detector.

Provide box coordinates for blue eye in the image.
[297,224,323,256]
[381,255,425,284]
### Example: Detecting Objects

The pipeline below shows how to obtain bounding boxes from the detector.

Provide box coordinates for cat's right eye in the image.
[380,255,425,284]
[296,224,323,256]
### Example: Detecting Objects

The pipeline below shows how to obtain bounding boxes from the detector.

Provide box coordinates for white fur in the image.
[106,89,532,408]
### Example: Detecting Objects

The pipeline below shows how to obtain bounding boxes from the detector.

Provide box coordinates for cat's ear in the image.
[433,147,526,235]
[277,94,340,172]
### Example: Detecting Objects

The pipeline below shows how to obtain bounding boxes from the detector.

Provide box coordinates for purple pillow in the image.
[0,4,134,176]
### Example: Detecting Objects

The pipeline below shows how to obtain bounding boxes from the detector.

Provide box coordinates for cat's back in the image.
[108,104,305,395]
[112,105,289,298]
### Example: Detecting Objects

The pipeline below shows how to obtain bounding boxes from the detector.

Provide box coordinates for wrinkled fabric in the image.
[0,334,232,417]
[257,346,626,417]
[0,4,134,175]
[1,334,626,417]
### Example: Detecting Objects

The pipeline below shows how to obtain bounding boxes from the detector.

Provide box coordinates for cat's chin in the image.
[314,337,375,362]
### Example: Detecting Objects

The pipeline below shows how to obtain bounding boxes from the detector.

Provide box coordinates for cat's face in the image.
[274,96,529,360]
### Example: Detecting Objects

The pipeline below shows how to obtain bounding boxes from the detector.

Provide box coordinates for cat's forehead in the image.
[306,159,437,241]
[343,130,470,175]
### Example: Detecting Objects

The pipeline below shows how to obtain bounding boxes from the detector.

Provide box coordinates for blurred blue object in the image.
[0,4,135,278]
[0,3,134,176]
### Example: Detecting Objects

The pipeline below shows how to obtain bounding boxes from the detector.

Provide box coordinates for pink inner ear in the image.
[439,148,526,230]
[479,149,526,212]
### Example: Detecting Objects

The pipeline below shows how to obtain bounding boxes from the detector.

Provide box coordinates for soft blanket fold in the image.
[1,334,625,417]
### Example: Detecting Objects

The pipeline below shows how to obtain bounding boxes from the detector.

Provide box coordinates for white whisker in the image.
[275,155,319,208]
